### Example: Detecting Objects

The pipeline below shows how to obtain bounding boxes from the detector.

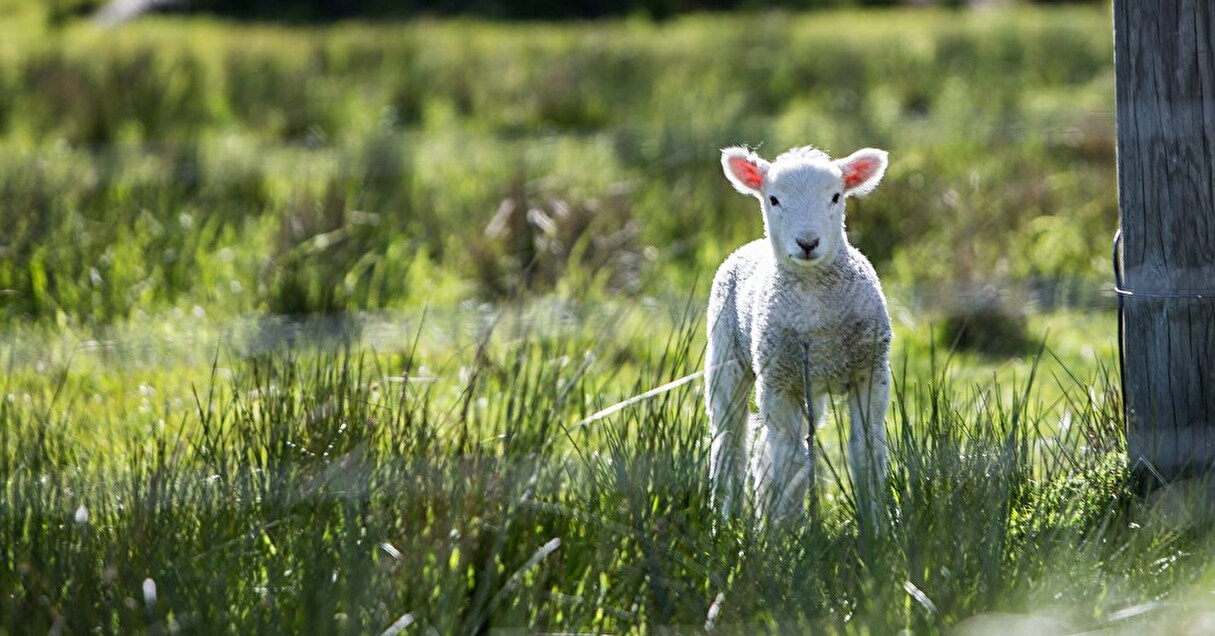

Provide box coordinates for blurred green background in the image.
[44,0,1109,22]
[0,0,1116,335]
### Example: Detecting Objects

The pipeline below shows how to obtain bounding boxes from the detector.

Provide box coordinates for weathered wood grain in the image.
[1115,0,1215,480]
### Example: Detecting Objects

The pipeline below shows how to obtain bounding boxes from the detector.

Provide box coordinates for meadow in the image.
[4,3,1212,634]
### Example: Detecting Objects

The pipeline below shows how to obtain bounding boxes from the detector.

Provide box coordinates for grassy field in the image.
[0,5,1117,323]
[6,4,1213,634]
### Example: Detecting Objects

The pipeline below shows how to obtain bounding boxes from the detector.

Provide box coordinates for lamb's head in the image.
[721,145,888,270]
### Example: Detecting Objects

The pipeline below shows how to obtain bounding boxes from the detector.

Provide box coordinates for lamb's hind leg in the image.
[707,345,752,519]
[848,362,891,530]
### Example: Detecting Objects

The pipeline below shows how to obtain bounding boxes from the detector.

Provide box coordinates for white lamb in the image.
[706,144,892,524]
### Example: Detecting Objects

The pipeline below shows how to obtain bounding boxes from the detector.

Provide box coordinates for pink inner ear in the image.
[843,157,879,190]
[729,156,765,190]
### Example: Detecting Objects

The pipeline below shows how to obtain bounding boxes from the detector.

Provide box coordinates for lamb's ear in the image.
[721,146,769,196]
[836,148,888,197]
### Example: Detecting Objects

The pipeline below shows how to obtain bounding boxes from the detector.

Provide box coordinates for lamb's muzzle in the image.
[794,237,820,260]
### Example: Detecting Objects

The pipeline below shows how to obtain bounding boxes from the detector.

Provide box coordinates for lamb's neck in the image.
[771,247,852,291]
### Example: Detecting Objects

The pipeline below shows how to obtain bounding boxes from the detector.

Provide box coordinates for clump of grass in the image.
[471,178,644,299]
[938,289,1034,357]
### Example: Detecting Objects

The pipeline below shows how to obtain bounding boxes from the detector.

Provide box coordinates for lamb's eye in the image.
[832,192,841,204]
[769,195,780,206]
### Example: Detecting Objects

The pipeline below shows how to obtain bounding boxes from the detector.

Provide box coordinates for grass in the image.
[2,303,1208,634]
[0,6,1116,325]
[4,3,1209,634]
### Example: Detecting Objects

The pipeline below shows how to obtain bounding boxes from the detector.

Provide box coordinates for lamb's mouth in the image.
[787,254,821,267]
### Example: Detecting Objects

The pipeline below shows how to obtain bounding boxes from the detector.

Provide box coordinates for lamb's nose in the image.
[796,237,820,257]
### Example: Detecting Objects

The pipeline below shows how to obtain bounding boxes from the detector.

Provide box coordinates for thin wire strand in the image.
[1112,232,1215,300]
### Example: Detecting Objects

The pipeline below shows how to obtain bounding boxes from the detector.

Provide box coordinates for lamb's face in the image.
[721,145,889,271]
[762,159,846,268]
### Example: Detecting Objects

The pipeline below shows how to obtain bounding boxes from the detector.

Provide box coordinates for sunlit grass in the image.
[5,300,1208,634]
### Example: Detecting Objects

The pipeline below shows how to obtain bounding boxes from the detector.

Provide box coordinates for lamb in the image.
[706,143,892,525]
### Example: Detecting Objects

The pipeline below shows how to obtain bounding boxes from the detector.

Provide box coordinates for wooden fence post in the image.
[1114,0,1215,483]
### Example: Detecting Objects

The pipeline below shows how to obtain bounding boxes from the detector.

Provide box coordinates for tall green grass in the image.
[2,304,1207,634]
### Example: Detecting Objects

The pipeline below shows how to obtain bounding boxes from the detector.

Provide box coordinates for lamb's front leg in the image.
[707,349,753,519]
[751,382,815,523]
[848,362,891,529]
